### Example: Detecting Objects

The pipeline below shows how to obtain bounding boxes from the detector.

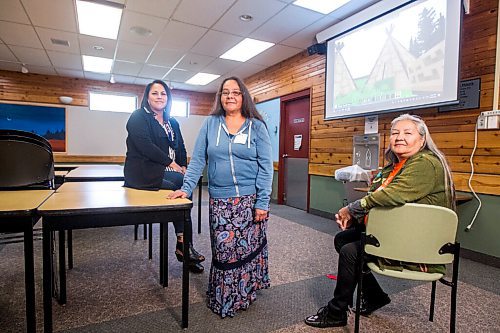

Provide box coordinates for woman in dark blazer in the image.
[124,79,205,273]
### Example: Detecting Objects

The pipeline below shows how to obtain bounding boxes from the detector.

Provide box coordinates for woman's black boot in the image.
[175,241,205,263]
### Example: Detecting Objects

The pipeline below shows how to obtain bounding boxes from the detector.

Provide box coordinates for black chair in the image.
[0,130,55,189]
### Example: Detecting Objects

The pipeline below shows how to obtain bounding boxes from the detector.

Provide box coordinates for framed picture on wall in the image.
[0,102,66,152]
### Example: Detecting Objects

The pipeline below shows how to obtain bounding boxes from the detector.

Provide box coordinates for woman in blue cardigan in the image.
[169,77,273,318]
[124,79,205,273]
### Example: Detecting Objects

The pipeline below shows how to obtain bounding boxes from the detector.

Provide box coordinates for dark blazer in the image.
[124,107,187,190]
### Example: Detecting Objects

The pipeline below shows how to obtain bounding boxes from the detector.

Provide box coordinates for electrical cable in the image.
[464,115,482,231]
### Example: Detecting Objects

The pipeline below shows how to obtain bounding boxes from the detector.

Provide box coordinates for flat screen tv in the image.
[320,0,463,119]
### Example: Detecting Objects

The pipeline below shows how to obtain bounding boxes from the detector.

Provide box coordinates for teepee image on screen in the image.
[324,0,461,119]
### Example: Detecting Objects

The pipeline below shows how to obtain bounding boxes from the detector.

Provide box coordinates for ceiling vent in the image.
[50,38,70,47]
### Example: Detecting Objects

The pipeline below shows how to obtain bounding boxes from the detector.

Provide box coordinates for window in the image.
[171,99,189,117]
[89,91,137,113]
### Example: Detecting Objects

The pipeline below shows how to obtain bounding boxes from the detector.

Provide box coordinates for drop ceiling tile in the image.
[9,45,51,66]
[22,0,77,32]
[230,62,265,80]
[119,11,168,46]
[84,71,110,81]
[36,27,80,54]
[201,58,240,76]
[124,0,180,19]
[138,64,170,79]
[0,0,30,24]
[46,51,82,70]
[165,68,194,83]
[191,30,242,58]
[212,0,287,36]
[176,53,215,72]
[134,77,152,85]
[249,5,323,43]
[147,48,184,67]
[172,0,235,28]
[248,44,302,67]
[79,35,116,58]
[112,60,143,76]
[156,21,207,51]
[0,60,22,72]
[0,44,17,62]
[112,74,137,84]
[0,21,42,48]
[116,41,151,63]
[55,68,84,78]
[28,65,57,76]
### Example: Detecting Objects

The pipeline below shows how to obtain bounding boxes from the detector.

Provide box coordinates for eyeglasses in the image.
[221,90,242,97]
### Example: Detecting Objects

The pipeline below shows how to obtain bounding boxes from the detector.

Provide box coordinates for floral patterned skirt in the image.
[207,194,270,318]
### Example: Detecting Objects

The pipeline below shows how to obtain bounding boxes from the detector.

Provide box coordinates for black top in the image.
[124,107,187,190]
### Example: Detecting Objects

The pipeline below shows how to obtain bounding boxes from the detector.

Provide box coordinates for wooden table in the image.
[353,187,473,204]
[64,165,125,182]
[38,183,193,332]
[0,190,54,332]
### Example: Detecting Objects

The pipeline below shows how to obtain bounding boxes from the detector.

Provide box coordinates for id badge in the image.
[234,133,248,144]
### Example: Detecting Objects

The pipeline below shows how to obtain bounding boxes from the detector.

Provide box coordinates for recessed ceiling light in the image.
[76,0,123,39]
[82,55,113,73]
[220,38,274,62]
[292,0,350,15]
[239,14,253,22]
[130,26,153,37]
[186,73,220,85]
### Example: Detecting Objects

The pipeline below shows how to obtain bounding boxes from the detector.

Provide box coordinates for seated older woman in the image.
[305,113,456,328]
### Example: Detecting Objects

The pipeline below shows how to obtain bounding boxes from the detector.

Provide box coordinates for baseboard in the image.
[460,248,500,268]
[308,208,334,220]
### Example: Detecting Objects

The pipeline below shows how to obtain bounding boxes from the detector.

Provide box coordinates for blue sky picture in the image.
[0,103,65,139]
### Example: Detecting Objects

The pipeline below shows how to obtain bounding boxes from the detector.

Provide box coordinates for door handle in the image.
[282,154,289,158]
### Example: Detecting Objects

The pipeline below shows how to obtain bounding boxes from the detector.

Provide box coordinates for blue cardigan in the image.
[182,115,273,210]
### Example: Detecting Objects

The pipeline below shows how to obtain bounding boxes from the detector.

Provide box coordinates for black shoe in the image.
[175,241,205,263]
[188,262,204,274]
[360,294,391,316]
[304,306,347,328]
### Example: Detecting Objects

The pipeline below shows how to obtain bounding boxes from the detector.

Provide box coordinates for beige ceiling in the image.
[0,0,380,92]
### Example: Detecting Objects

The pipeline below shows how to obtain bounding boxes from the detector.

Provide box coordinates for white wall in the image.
[66,105,207,157]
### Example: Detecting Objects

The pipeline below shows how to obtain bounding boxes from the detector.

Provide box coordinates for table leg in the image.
[134,224,138,240]
[161,223,169,288]
[148,223,153,260]
[23,225,36,332]
[67,230,73,269]
[58,230,66,305]
[143,223,147,239]
[182,209,190,328]
[197,178,202,234]
[43,227,53,333]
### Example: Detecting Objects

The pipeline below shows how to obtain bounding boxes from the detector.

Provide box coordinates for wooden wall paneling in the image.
[244,0,500,195]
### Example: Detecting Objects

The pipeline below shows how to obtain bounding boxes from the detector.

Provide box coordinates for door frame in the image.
[278,88,311,208]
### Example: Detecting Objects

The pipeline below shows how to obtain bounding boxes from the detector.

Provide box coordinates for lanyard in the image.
[364,158,407,225]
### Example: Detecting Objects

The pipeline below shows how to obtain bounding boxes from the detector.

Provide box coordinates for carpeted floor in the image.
[1,188,499,332]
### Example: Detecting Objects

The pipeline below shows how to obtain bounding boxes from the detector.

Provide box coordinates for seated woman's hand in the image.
[167,190,188,199]
[335,206,353,231]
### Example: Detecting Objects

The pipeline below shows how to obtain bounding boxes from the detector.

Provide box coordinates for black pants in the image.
[328,224,387,312]
[160,170,192,237]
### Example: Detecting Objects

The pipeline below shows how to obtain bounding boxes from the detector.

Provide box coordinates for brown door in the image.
[278,89,310,210]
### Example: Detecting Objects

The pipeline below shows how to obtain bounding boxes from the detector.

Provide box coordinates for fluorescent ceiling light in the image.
[185,73,220,85]
[292,0,350,15]
[76,0,123,39]
[220,38,274,62]
[82,55,113,73]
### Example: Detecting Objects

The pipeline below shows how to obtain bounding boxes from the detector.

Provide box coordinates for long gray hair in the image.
[385,113,456,210]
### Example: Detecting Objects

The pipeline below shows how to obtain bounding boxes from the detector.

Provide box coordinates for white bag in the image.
[334,164,372,182]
